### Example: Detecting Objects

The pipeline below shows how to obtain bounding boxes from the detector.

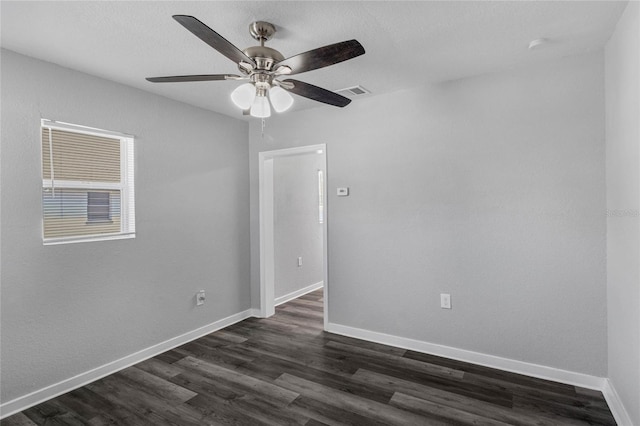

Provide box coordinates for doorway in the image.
[258,144,328,329]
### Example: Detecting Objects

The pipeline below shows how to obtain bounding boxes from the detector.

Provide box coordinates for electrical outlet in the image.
[440,293,451,309]
[196,290,206,306]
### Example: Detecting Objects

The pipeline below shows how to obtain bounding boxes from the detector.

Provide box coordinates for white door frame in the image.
[258,144,328,329]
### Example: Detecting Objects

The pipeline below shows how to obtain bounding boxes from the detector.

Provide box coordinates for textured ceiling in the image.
[0,1,628,120]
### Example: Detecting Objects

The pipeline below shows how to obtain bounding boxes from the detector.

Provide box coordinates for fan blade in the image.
[275,40,365,75]
[146,74,243,83]
[172,15,256,67]
[282,79,351,107]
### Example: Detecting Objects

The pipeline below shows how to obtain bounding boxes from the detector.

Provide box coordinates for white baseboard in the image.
[331,320,638,424]
[602,379,635,426]
[0,309,256,419]
[275,281,323,307]
[325,322,606,391]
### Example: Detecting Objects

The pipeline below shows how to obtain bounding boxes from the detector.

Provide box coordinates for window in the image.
[41,119,135,244]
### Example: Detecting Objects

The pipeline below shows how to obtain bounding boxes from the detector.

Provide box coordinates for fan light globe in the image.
[231,83,256,109]
[250,95,271,118]
[269,86,294,113]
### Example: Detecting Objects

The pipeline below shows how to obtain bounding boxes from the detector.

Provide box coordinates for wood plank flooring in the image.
[1,290,617,425]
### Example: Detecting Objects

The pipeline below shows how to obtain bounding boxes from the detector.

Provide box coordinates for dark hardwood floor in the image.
[2,290,616,425]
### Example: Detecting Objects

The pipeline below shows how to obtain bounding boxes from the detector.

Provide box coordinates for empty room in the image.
[1,1,638,425]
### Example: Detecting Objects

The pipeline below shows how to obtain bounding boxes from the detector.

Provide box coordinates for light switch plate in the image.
[337,187,349,196]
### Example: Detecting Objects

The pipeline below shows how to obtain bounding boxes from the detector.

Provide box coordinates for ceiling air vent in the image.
[335,85,371,97]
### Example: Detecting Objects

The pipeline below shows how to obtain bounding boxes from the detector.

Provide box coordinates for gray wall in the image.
[250,52,607,376]
[605,1,640,423]
[0,50,250,403]
[274,153,324,299]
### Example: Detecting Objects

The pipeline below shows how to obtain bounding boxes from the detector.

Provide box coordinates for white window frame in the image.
[41,119,135,245]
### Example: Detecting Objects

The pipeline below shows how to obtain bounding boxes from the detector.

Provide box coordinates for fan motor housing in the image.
[241,46,285,72]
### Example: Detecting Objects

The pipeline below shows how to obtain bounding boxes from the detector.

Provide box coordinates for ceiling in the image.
[0,1,628,120]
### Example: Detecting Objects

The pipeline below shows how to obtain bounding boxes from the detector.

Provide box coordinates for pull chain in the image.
[261,118,266,139]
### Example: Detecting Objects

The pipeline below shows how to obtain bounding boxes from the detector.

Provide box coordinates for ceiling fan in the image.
[146,15,366,117]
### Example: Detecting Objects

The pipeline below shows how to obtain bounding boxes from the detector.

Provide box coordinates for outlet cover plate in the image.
[196,290,206,306]
[440,293,451,309]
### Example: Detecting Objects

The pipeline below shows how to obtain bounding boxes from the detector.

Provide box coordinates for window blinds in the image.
[42,128,121,182]
[41,121,135,244]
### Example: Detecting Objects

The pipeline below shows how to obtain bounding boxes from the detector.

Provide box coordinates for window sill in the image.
[43,232,135,246]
